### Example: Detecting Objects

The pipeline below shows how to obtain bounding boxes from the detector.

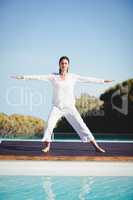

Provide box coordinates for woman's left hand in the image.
[104,80,114,83]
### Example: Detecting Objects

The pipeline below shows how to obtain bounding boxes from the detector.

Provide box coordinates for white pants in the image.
[41,105,95,143]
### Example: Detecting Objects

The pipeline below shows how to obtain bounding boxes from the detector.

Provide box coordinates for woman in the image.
[11,56,113,153]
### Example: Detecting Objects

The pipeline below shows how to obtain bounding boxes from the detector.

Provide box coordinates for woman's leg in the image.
[64,106,105,153]
[41,106,63,152]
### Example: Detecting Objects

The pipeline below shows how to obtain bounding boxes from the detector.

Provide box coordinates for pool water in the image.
[0,176,133,200]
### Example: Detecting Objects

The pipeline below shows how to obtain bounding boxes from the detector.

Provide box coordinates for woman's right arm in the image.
[10,74,53,81]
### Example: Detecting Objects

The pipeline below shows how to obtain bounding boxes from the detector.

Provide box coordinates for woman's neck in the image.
[60,71,68,76]
[59,72,68,80]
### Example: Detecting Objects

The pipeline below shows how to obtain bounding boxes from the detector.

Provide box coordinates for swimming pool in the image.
[0,176,133,200]
[0,160,133,199]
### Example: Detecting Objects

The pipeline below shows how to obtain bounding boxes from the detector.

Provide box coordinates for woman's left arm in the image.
[75,74,114,83]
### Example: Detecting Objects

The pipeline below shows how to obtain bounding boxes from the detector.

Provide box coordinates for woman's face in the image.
[59,59,69,73]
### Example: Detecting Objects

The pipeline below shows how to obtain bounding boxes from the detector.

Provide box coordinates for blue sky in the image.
[0,0,133,120]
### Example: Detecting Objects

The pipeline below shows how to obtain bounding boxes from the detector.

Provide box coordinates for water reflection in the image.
[41,176,95,200]
[79,177,94,200]
[42,176,55,200]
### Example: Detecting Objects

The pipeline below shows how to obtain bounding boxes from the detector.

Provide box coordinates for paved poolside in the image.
[0,160,133,176]
[0,140,133,161]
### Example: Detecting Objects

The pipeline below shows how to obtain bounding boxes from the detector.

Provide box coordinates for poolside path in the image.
[0,140,133,161]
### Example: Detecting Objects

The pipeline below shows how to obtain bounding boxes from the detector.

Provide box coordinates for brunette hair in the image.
[59,56,70,74]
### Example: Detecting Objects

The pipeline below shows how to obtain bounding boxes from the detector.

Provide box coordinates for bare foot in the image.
[95,147,106,153]
[42,146,50,153]
[42,141,51,153]
[90,140,106,153]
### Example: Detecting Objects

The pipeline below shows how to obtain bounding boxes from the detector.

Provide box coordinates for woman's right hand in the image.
[10,75,24,80]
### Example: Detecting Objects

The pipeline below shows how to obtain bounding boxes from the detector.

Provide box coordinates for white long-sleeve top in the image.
[23,73,105,109]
